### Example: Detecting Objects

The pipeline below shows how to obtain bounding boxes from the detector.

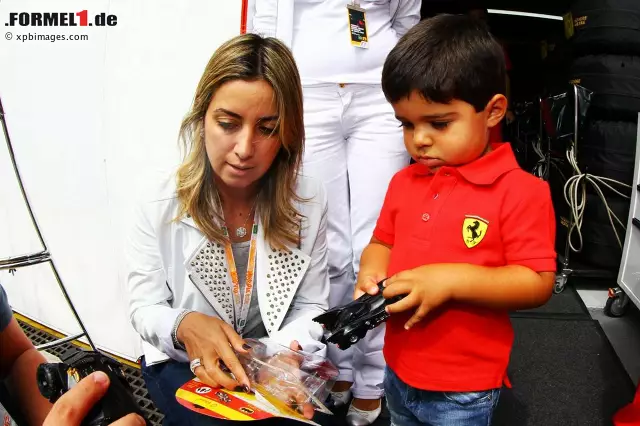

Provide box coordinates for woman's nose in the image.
[234,128,255,159]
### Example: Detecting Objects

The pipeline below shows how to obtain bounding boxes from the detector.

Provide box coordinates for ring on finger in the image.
[190,358,203,375]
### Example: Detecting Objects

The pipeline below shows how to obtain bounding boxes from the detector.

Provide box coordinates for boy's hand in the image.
[354,271,387,299]
[383,265,455,330]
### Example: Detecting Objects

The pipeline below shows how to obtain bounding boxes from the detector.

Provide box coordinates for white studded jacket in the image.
[125,173,330,366]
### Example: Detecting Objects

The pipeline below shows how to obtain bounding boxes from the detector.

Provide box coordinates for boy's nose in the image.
[413,129,433,147]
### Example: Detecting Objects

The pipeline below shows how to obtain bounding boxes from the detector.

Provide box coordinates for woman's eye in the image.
[217,121,237,131]
[432,121,450,130]
[259,126,277,136]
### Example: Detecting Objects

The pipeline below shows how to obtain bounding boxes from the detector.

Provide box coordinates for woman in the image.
[249,1,421,424]
[125,33,331,425]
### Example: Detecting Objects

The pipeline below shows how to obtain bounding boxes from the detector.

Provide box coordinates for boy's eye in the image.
[399,121,414,129]
[432,121,450,130]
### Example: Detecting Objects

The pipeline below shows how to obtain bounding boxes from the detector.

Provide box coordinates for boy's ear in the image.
[485,94,508,128]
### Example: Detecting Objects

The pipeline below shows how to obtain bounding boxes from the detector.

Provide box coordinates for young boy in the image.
[355,14,557,425]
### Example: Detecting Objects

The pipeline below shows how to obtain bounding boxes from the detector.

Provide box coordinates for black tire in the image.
[570,0,640,55]
[579,119,638,185]
[570,54,640,118]
[604,293,630,317]
[574,192,631,270]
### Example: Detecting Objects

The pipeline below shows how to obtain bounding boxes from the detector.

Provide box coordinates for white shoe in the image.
[346,400,382,426]
[329,389,352,407]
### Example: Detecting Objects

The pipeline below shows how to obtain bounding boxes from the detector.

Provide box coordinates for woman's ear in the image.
[485,94,508,128]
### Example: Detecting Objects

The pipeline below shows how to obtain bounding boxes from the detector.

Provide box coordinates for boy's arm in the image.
[354,237,392,299]
[384,264,554,329]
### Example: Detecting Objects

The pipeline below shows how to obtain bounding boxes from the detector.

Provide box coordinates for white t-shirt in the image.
[251,0,421,85]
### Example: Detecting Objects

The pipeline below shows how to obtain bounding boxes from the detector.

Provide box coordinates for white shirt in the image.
[249,0,421,85]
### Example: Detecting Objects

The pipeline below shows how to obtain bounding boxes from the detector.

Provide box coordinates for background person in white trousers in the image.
[249,1,420,424]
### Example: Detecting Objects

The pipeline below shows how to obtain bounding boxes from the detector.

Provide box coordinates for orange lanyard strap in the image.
[222,213,258,335]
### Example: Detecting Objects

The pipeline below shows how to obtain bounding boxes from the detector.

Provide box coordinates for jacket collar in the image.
[411,143,520,185]
[181,213,310,333]
[180,213,197,229]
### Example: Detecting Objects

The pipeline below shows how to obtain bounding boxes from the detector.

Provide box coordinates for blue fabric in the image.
[384,367,500,426]
[141,358,334,426]
[0,284,13,332]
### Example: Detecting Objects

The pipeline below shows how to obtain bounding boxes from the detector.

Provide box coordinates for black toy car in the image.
[313,279,404,350]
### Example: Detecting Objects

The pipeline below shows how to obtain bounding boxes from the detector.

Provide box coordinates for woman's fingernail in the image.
[218,360,230,372]
[242,343,252,350]
[93,371,109,386]
[243,385,253,394]
[235,386,245,392]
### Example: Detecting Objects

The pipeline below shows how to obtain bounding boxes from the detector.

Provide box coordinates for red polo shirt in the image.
[374,143,556,392]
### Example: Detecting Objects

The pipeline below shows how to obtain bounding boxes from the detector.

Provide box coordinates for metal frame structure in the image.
[553,84,618,293]
[0,95,96,351]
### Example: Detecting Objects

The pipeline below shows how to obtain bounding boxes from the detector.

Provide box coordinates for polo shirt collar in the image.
[455,143,520,185]
[411,143,520,185]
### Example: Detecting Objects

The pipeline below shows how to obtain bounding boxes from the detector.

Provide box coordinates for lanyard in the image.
[221,212,258,336]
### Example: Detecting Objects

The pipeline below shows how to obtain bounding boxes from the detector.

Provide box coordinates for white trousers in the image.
[300,84,409,399]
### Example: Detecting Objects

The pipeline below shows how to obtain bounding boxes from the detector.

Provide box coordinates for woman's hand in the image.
[176,312,251,390]
[257,341,314,419]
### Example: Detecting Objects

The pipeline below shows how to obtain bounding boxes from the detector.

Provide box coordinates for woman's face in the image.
[203,79,281,193]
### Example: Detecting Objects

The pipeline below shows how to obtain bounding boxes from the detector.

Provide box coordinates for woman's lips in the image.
[228,163,253,174]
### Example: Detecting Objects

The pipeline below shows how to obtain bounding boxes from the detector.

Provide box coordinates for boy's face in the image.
[393,91,507,172]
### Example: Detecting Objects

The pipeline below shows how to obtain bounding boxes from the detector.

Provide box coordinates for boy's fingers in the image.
[365,280,380,295]
[404,304,430,330]
[381,281,410,299]
[43,372,110,425]
[354,278,379,299]
[385,293,418,315]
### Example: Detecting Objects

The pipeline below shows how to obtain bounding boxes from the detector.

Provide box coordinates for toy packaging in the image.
[176,338,338,424]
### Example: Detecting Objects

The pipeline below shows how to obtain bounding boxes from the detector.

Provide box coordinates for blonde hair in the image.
[175,33,305,249]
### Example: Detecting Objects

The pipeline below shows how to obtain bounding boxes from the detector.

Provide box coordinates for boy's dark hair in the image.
[382,14,506,112]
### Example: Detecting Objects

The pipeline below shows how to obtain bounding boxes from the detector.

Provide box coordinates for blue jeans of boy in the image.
[384,367,500,426]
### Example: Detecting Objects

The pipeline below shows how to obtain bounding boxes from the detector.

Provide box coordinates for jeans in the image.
[140,357,334,426]
[384,367,500,426]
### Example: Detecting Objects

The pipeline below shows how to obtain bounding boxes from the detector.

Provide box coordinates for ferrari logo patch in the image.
[463,215,489,248]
